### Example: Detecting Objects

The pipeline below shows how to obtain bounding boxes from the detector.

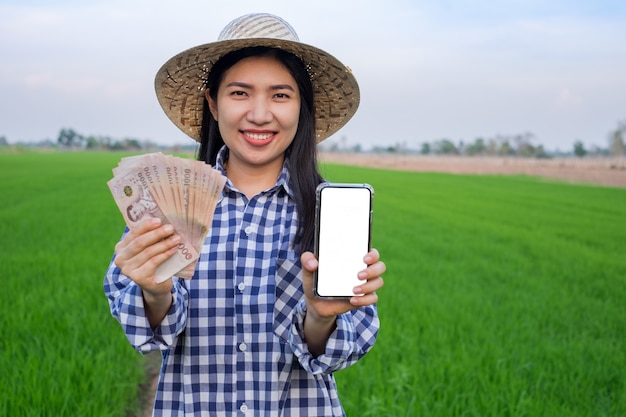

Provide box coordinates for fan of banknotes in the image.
[107,153,226,282]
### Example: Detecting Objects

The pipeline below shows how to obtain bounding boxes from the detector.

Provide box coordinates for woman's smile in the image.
[241,129,277,146]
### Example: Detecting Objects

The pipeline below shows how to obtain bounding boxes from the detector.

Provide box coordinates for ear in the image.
[205,89,218,121]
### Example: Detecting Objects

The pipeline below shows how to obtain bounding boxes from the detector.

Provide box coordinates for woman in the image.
[105,13,385,416]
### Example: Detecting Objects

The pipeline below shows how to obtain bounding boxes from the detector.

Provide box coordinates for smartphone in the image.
[313,183,373,298]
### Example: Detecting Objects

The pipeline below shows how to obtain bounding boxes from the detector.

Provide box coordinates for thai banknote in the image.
[108,153,226,282]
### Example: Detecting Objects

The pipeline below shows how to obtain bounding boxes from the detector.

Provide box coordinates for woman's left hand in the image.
[300,248,385,320]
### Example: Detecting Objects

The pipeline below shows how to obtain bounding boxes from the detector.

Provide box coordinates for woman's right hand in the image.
[113,217,180,297]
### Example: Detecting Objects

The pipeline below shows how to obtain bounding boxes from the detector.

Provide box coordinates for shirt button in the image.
[237,282,246,292]
[244,226,252,235]
[239,342,247,352]
[240,403,248,413]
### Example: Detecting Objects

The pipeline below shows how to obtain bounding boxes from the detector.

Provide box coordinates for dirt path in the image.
[319,153,626,188]
[139,352,160,417]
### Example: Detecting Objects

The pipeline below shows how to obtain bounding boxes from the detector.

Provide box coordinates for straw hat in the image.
[154,13,360,143]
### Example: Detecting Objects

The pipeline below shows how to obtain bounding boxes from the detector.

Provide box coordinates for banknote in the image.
[108,153,226,282]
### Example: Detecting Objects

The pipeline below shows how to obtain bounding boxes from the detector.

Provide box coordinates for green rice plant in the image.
[320,164,626,417]
[2,152,625,416]
[0,152,147,417]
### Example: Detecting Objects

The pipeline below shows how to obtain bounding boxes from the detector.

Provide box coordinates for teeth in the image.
[247,132,273,141]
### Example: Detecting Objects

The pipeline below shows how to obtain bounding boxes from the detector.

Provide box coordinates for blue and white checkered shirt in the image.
[104,148,380,416]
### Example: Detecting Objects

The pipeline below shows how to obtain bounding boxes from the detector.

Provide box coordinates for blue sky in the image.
[1,0,625,151]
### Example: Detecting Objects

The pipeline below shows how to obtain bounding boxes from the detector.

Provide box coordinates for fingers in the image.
[300,248,385,311]
[352,275,383,299]
[121,234,180,274]
[116,218,170,252]
[358,248,386,283]
[351,247,385,305]
[128,229,180,266]
[350,289,379,307]
[300,251,318,273]
[363,247,380,265]
[113,218,181,287]
[300,251,317,303]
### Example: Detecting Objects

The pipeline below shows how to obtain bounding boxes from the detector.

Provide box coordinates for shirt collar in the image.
[215,145,294,200]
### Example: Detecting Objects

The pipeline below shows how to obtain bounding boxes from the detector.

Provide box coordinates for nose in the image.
[246,97,273,125]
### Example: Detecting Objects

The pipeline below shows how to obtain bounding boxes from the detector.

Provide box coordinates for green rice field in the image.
[1,151,625,416]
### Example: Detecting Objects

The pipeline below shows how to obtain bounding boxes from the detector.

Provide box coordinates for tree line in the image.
[55,128,158,151]
[0,128,149,151]
[0,128,198,152]
[2,122,625,157]
[322,121,626,158]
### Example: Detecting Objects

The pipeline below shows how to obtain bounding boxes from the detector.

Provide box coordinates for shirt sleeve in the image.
[104,253,188,353]
[289,299,380,375]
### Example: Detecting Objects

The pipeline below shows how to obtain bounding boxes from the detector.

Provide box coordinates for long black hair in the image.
[198,46,323,254]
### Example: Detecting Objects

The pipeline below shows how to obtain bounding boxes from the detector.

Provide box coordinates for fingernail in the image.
[358,271,368,279]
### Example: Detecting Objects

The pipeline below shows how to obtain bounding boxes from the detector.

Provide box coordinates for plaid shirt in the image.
[104,148,380,416]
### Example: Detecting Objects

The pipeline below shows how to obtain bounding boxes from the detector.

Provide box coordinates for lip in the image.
[241,130,277,146]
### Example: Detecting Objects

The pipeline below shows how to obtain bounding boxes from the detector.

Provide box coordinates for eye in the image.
[231,90,248,97]
[274,92,291,100]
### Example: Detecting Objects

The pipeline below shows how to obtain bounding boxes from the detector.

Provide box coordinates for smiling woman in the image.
[205,53,302,196]
[104,12,385,417]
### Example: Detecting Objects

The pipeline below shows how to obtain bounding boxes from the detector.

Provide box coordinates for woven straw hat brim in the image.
[154,37,360,143]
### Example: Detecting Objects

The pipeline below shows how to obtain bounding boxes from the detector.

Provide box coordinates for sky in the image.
[1,0,625,152]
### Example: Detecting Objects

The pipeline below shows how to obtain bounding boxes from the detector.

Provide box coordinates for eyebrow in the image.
[226,81,296,91]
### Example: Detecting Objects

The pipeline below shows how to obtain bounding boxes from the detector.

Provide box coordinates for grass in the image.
[319,164,626,417]
[1,151,625,416]
[0,152,146,416]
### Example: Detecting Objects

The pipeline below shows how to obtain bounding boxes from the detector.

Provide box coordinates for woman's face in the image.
[207,55,300,172]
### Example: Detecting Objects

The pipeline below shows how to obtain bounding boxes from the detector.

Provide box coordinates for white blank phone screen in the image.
[316,186,371,297]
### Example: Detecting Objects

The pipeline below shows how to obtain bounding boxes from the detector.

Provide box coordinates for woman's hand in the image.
[301,248,385,317]
[113,217,180,326]
[300,249,385,355]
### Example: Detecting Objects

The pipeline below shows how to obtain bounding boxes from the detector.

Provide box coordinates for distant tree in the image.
[57,128,84,148]
[142,140,160,151]
[589,145,609,157]
[339,135,347,151]
[513,132,537,157]
[109,140,125,151]
[609,121,625,157]
[507,132,535,158]
[434,139,458,155]
[486,139,499,156]
[499,140,514,156]
[85,135,100,149]
[465,138,486,156]
[101,136,113,149]
[329,142,340,152]
[122,138,142,150]
[420,142,431,155]
[573,140,587,157]
[0,136,8,147]
[535,145,549,159]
